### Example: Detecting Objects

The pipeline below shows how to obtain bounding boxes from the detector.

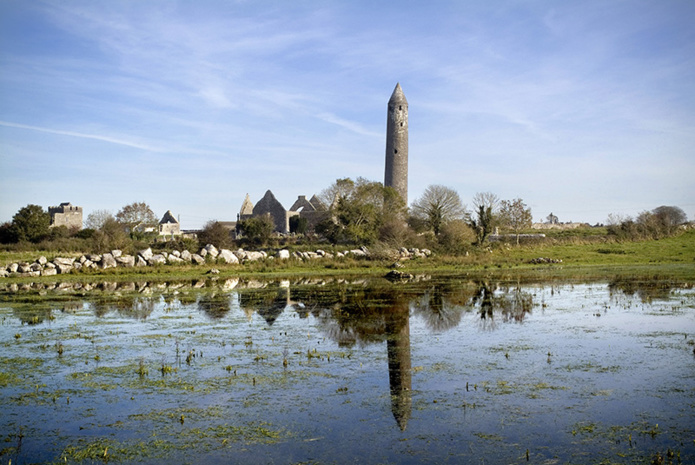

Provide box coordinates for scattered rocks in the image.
[1,243,435,278]
[384,270,414,281]
[529,257,563,264]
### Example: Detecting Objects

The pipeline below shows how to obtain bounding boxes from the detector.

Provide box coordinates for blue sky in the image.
[1,0,693,228]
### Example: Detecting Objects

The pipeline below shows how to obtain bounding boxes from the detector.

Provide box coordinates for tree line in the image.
[1,180,689,255]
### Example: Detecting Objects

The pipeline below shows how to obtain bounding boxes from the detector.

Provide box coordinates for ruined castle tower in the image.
[384,83,409,205]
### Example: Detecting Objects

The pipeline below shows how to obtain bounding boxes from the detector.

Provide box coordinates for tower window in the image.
[394,149,398,154]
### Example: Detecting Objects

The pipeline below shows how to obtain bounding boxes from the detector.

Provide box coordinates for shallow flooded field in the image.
[1,275,694,464]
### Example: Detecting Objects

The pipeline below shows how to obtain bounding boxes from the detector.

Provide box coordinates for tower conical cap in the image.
[389,83,408,105]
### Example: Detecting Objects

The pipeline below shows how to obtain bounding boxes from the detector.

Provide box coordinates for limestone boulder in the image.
[171,250,181,258]
[244,251,265,262]
[148,254,167,266]
[204,244,219,259]
[8,263,19,273]
[218,249,239,264]
[116,255,135,267]
[139,248,154,260]
[181,250,192,262]
[55,262,73,274]
[385,270,414,281]
[111,249,122,258]
[37,256,48,265]
[191,254,205,265]
[41,267,57,277]
[54,257,75,267]
[167,255,184,264]
[135,255,148,267]
[18,263,32,273]
[276,249,291,260]
[100,253,117,269]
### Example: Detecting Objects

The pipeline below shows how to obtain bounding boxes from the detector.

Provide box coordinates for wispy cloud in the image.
[0,121,161,152]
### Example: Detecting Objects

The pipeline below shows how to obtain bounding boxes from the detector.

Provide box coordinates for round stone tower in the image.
[384,83,408,205]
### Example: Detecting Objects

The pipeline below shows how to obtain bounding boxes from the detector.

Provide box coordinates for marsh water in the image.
[1,275,694,464]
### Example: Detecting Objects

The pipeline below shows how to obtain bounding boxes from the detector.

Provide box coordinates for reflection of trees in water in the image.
[411,282,478,331]
[90,295,156,320]
[239,283,290,325]
[608,278,682,303]
[197,292,232,319]
[471,282,533,331]
[12,305,53,325]
[290,283,399,346]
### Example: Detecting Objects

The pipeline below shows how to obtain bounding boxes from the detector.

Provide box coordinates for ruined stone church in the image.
[237,83,408,234]
[238,191,327,234]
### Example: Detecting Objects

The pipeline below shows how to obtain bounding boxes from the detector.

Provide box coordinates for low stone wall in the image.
[0,244,433,278]
[488,234,546,242]
[531,223,589,230]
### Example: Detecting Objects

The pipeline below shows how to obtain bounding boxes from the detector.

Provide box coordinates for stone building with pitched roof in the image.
[158,210,181,236]
[238,191,328,234]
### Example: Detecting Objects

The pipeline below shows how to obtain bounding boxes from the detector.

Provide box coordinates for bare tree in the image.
[115,202,158,233]
[318,178,357,209]
[469,192,499,245]
[410,185,467,235]
[606,213,630,226]
[85,209,114,230]
[499,198,533,244]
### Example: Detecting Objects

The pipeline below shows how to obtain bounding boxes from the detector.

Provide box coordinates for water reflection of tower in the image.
[385,296,412,431]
